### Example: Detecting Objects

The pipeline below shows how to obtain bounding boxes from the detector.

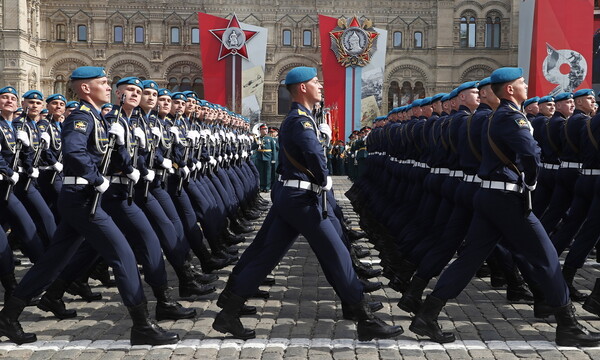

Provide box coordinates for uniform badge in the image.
[515,118,529,128]
[301,120,314,129]
[74,120,88,133]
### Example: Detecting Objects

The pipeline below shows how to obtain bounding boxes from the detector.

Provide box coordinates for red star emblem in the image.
[209,14,258,61]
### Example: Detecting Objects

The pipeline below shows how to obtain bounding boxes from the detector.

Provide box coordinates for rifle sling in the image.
[283,146,317,182]
[487,113,521,177]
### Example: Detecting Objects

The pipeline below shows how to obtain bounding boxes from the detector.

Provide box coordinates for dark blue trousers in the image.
[431,188,569,307]
[12,185,145,307]
[0,192,45,262]
[532,168,556,218]
[37,170,63,222]
[14,176,56,247]
[541,168,580,233]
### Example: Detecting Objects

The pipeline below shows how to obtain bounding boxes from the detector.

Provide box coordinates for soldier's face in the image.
[47,100,65,118]
[186,99,196,112]
[508,77,527,104]
[101,107,112,116]
[172,99,186,114]
[0,93,18,114]
[539,102,555,117]
[422,105,433,117]
[81,77,111,106]
[432,101,442,114]
[575,95,596,114]
[22,99,44,117]
[525,103,539,115]
[157,96,172,115]
[116,85,142,108]
[260,128,267,136]
[141,89,158,110]
[556,99,574,117]
[304,77,323,105]
[460,89,480,111]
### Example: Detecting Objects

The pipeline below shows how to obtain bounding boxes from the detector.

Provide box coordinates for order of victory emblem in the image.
[329,16,379,67]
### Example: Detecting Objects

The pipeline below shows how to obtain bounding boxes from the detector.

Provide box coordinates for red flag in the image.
[198,13,228,106]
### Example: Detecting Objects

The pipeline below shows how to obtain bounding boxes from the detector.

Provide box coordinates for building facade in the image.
[0,0,520,125]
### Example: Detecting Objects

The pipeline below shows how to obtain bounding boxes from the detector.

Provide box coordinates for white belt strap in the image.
[431,168,450,175]
[281,179,321,194]
[463,174,482,183]
[561,161,582,169]
[581,169,600,176]
[63,176,89,185]
[542,163,560,170]
[449,170,464,178]
[480,180,522,193]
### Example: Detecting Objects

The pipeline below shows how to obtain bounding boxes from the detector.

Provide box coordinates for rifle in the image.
[143,104,160,202]
[90,95,125,219]
[314,101,328,219]
[160,111,180,187]
[127,108,140,206]
[49,114,63,185]
[3,107,28,201]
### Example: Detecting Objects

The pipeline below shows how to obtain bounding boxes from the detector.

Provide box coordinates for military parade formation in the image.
[2,61,600,350]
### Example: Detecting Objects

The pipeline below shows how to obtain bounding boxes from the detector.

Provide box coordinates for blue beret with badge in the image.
[573,89,594,99]
[40,109,48,115]
[23,90,43,100]
[45,93,66,103]
[554,92,573,102]
[431,93,446,103]
[66,101,80,109]
[101,103,113,110]
[171,92,186,101]
[0,86,18,97]
[456,81,479,94]
[477,77,492,88]
[490,67,523,84]
[538,95,554,104]
[523,97,540,108]
[116,77,143,90]
[70,66,107,80]
[157,88,171,98]
[141,80,158,90]
[285,66,318,85]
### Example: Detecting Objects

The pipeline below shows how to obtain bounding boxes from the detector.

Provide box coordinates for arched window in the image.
[414,81,426,99]
[168,77,179,92]
[56,24,66,41]
[192,78,204,99]
[282,29,292,46]
[191,28,200,44]
[388,81,400,109]
[278,80,291,114]
[460,16,476,48]
[485,16,501,48]
[135,26,144,43]
[393,31,402,48]
[171,27,180,44]
[303,30,312,46]
[180,78,192,92]
[414,32,423,48]
[400,81,413,105]
[77,25,87,42]
[54,75,66,95]
[114,26,123,43]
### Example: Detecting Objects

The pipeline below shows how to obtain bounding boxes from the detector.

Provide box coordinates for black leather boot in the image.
[243,209,261,220]
[0,297,37,344]
[360,279,382,293]
[409,295,455,343]
[38,279,77,319]
[223,228,245,246]
[127,302,179,345]
[341,301,383,321]
[217,289,257,316]
[583,278,600,317]
[563,266,588,302]
[185,262,218,284]
[229,217,253,234]
[174,266,216,298]
[66,277,102,302]
[352,245,371,258]
[213,290,256,339]
[389,259,417,293]
[89,260,116,287]
[0,273,17,303]
[347,300,403,341]
[201,256,229,274]
[347,230,367,242]
[397,276,428,314]
[152,285,196,321]
[554,302,600,347]
[505,268,534,303]
[355,264,382,279]
[530,283,554,319]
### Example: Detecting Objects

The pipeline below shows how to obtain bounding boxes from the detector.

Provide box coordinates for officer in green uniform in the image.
[332,139,345,175]
[253,124,275,192]
[356,127,371,179]
[268,127,279,187]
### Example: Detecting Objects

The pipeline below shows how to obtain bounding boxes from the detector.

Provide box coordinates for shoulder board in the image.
[79,105,91,112]
[301,120,314,130]
[297,109,308,117]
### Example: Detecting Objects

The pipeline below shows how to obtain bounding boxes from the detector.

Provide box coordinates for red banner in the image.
[319,15,347,141]
[528,0,594,96]
[198,13,228,107]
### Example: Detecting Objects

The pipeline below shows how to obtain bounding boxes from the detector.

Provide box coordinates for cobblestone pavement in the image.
[2,176,600,359]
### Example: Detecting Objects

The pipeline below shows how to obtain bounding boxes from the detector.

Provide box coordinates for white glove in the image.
[40,132,51,149]
[109,123,125,145]
[133,127,146,149]
[52,162,63,172]
[9,172,19,185]
[126,168,140,184]
[95,176,110,193]
[242,150,248,158]
[217,155,223,163]
[29,168,39,179]
[16,130,30,147]
[190,162,197,171]
[322,176,333,191]
[234,154,239,160]
[151,127,161,138]
[161,158,172,169]
[168,167,175,174]
[179,166,190,177]
[143,169,155,182]
[210,157,217,166]
[195,161,202,171]
[318,123,332,144]
[170,127,182,144]
[186,130,200,143]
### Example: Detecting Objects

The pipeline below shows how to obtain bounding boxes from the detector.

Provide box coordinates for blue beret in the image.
[490,67,523,84]
[431,93,446,103]
[456,81,479,94]
[101,103,113,109]
[71,66,107,80]
[421,97,433,106]
[412,99,422,107]
[538,95,554,104]
[0,86,18,96]
[523,97,540,108]
[15,107,22,113]
[116,77,143,90]
[65,101,80,109]
[405,104,413,111]
[171,92,186,101]
[285,66,318,85]
[40,109,48,115]
[141,80,159,91]
[23,90,43,100]
[441,94,450,102]
[448,88,459,100]
[157,88,171,97]
[554,92,573,102]
[573,89,595,99]
[477,77,492,88]
[45,93,66,103]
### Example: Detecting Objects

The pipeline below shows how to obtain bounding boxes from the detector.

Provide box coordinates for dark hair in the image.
[491,82,505,97]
